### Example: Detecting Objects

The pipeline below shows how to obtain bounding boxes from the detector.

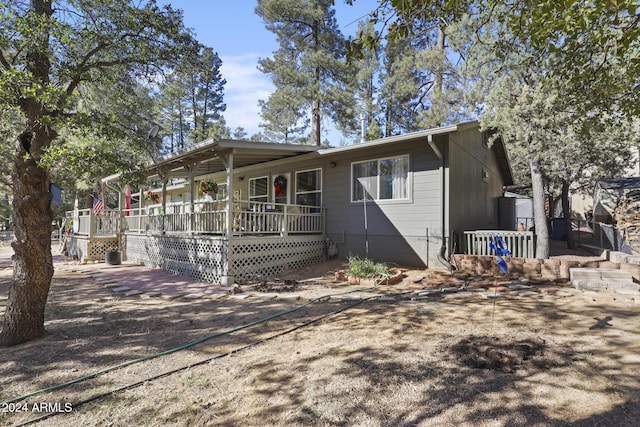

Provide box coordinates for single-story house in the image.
[65,120,514,284]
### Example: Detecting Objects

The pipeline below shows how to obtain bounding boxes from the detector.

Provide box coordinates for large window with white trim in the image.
[352,154,409,202]
[249,176,268,203]
[295,168,322,207]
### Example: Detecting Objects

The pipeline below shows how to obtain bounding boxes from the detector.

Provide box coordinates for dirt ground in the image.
[1,238,639,426]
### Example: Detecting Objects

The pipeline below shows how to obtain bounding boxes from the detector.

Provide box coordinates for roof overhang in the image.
[491,134,514,186]
[104,139,321,183]
[316,123,459,156]
[102,121,514,187]
[317,121,514,186]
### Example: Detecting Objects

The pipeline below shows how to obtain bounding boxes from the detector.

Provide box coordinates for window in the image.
[352,155,409,202]
[295,169,322,207]
[216,183,228,201]
[249,176,268,203]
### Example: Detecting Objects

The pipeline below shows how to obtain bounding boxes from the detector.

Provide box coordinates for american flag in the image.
[93,196,104,216]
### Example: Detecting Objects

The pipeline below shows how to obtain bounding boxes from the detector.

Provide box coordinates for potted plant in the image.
[342,255,403,286]
[200,181,218,195]
[144,190,160,204]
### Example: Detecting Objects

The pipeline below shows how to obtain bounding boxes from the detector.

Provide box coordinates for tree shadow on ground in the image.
[1,267,639,426]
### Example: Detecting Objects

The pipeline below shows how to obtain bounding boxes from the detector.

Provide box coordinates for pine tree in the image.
[189,47,227,142]
[379,36,421,136]
[256,0,357,145]
[159,45,226,149]
[364,0,638,257]
[350,21,382,142]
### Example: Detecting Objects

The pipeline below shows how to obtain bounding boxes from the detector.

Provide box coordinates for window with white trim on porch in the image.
[295,168,322,207]
[216,183,227,201]
[249,176,268,203]
[351,154,409,202]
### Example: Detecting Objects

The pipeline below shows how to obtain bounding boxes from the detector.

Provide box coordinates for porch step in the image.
[608,250,640,265]
[570,268,640,291]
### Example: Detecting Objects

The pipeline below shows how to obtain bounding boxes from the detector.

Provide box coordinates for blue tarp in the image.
[489,235,511,274]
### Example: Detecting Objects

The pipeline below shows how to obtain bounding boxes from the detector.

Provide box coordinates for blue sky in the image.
[162,0,377,142]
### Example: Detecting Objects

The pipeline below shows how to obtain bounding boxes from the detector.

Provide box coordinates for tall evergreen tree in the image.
[256,0,357,145]
[258,63,310,143]
[379,36,421,136]
[159,73,190,152]
[466,3,638,256]
[159,45,226,149]
[349,21,382,141]
[360,0,473,132]
[188,47,227,142]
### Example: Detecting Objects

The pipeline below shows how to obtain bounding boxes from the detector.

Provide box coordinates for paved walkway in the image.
[56,262,229,299]
[0,244,229,299]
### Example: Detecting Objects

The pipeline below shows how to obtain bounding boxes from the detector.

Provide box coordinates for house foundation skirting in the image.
[122,233,327,284]
[123,233,227,283]
[452,254,639,281]
[65,235,119,261]
[228,235,326,282]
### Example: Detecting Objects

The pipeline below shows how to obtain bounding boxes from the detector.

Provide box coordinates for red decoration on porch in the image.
[274,175,286,196]
[200,181,218,195]
[144,190,160,204]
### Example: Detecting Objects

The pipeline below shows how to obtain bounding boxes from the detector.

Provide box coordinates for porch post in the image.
[139,188,144,234]
[161,175,168,234]
[187,164,195,233]
[88,205,95,239]
[115,184,125,259]
[221,151,235,286]
[224,152,234,239]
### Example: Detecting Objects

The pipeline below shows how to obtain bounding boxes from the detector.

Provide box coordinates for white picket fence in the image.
[464,230,535,259]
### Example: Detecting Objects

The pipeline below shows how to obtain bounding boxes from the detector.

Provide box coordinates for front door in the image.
[272,173,290,205]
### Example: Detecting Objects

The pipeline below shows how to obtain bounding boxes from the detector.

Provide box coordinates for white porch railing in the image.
[116,199,324,236]
[464,230,535,259]
[65,209,119,237]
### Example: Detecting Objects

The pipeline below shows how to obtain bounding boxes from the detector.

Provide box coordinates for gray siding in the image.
[182,122,509,269]
[321,140,443,268]
[200,140,446,267]
[448,124,506,247]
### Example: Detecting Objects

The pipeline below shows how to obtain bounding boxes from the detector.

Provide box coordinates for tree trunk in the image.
[311,15,321,147]
[530,156,549,259]
[312,98,320,146]
[434,26,445,98]
[1,0,55,347]
[561,178,576,249]
[1,130,55,346]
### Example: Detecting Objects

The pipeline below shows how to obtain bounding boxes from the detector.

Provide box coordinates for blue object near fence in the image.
[489,235,512,274]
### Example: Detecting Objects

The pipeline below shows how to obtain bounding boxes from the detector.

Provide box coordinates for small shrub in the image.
[345,255,390,279]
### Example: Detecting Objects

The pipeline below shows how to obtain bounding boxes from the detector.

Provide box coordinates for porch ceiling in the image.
[146,139,320,180]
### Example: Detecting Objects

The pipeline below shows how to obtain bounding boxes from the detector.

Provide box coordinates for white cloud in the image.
[220,53,274,136]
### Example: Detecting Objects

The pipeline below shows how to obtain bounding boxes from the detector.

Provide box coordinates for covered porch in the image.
[64,139,329,284]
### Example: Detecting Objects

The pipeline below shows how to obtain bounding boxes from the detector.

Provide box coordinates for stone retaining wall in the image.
[452,254,640,281]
